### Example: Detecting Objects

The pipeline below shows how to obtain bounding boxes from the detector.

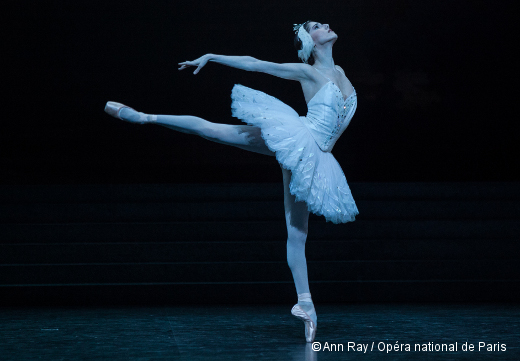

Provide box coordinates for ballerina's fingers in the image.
[178,56,208,74]
[193,64,204,74]
[178,61,195,70]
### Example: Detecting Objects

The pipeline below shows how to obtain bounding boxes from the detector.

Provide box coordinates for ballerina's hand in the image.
[178,54,212,74]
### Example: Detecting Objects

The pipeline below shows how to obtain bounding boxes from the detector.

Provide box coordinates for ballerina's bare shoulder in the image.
[301,65,355,105]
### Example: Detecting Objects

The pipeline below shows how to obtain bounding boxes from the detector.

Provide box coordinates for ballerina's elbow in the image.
[246,56,261,72]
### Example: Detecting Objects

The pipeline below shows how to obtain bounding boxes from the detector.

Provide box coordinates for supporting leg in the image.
[282,166,318,338]
[283,166,311,295]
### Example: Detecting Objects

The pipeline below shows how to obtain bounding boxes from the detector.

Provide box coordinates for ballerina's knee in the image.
[286,229,307,247]
[199,123,249,146]
[286,232,307,271]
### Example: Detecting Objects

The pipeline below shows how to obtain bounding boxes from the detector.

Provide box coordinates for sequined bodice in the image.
[301,69,357,152]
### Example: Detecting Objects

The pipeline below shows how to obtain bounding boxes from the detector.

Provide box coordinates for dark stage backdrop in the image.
[2,0,517,184]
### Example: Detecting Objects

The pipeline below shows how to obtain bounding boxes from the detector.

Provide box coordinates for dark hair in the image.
[293,21,315,65]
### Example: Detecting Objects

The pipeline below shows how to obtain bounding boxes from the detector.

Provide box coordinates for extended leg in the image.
[155,114,274,156]
[112,104,274,156]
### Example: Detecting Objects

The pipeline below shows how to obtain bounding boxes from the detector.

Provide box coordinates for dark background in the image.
[1,1,519,313]
[2,0,517,185]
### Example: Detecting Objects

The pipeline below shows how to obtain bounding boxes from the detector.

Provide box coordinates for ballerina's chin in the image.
[105,20,359,343]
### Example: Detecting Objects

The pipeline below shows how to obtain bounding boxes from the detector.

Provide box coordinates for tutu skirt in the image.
[231,84,358,224]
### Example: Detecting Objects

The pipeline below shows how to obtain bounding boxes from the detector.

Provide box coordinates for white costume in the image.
[231,67,359,224]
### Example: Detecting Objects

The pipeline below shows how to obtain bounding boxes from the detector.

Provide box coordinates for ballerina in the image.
[104,20,359,343]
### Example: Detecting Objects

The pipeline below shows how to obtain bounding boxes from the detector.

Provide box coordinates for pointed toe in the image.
[104,101,127,119]
[291,304,317,343]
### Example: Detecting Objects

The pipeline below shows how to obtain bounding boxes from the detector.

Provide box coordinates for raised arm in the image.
[248,58,312,81]
[179,54,312,81]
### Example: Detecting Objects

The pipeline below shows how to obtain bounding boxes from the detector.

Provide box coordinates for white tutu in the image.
[231,84,358,224]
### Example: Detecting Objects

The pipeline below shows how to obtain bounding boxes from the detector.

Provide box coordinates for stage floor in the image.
[1,303,518,360]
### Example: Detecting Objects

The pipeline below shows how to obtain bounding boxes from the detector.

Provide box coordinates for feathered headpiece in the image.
[293,21,314,63]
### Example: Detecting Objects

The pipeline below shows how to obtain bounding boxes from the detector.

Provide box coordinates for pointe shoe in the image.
[104,101,150,124]
[291,304,317,342]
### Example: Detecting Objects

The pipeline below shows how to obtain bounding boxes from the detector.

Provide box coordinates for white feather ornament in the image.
[293,22,314,64]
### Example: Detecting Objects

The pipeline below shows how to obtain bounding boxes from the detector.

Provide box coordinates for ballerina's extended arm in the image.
[178,54,312,81]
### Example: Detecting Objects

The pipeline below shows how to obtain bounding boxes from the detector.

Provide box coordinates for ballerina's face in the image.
[306,21,338,46]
